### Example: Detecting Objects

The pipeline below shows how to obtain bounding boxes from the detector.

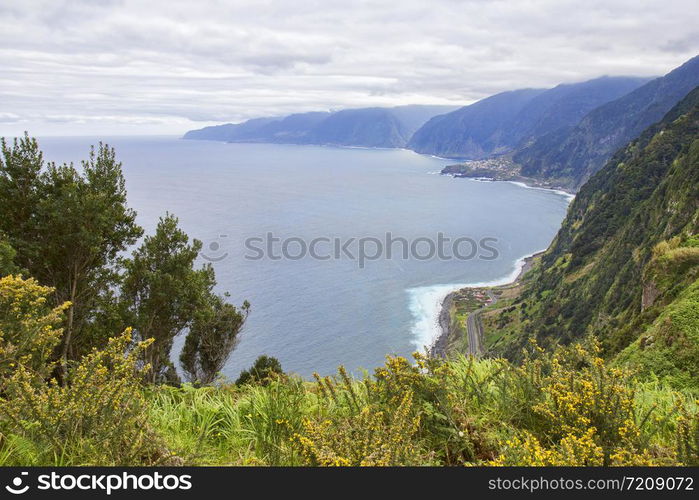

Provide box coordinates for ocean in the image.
[37,136,571,378]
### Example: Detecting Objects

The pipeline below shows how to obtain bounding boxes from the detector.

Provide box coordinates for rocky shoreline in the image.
[430,291,455,358]
[429,251,542,358]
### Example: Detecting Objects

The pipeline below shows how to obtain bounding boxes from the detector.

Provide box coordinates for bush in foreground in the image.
[146,340,698,466]
[1,277,696,466]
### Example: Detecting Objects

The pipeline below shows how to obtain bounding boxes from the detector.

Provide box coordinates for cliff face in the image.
[407,88,547,158]
[407,76,651,160]
[641,280,661,311]
[183,105,457,148]
[514,55,699,188]
[304,108,410,148]
[488,86,699,387]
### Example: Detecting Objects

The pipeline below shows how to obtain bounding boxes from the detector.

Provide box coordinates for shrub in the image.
[488,339,687,465]
[294,369,423,466]
[235,355,284,386]
[0,275,66,381]
[0,330,169,465]
[489,428,605,466]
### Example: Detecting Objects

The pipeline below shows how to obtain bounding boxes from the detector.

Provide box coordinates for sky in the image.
[0,0,697,136]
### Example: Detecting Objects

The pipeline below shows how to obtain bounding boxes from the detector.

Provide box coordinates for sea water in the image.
[38,137,570,378]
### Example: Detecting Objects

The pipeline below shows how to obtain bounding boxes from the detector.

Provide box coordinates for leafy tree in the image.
[235,355,283,386]
[180,294,249,385]
[121,213,215,384]
[38,146,142,372]
[0,137,142,375]
[0,134,44,268]
[0,236,17,277]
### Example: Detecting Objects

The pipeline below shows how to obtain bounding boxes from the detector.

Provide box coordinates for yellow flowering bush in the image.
[0,275,67,381]
[484,338,686,465]
[0,329,169,465]
[531,340,638,450]
[294,390,422,466]
[489,428,604,466]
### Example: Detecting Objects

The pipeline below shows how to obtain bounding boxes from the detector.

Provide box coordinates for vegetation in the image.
[235,355,283,387]
[0,265,695,466]
[3,286,695,466]
[181,294,250,386]
[0,275,166,465]
[1,84,698,468]
[0,135,248,386]
[0,136,143,375]
[514,55,699,188]
[483,87,699,391]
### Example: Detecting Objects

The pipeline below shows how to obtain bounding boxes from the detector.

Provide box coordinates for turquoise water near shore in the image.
[38,137,570,378]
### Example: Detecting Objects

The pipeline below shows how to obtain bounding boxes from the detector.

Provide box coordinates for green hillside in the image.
[485,87,699,388]
[514,55,699,188]
[408,76,650,159]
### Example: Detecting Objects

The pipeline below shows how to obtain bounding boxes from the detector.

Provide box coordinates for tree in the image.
[180,294,249,385]
[121,213,215,384]
[0,137,142,375]
[36,145,142,373]
[0,134,44,270]
[235,355,283,386]
[0,236,17,277]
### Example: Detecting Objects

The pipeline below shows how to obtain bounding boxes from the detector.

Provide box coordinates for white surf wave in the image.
[405,249,547,351]
[507,181,576,202]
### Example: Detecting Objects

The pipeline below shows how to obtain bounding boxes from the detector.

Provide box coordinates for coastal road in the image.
[466,290,496,357]
[465,311,483,356]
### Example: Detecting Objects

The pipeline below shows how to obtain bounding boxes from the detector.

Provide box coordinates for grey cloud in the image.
[661,34,699,54]
[242,52,333,72]
[0,112,21,123]
[0,0,697,136]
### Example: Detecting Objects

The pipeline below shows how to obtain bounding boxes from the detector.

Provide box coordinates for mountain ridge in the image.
[482,85,699,387]
[407,76,652,159]
[183,105,458,148]
[514,55,699,188]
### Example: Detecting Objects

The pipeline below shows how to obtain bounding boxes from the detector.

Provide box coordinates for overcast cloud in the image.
[1,0,697,136]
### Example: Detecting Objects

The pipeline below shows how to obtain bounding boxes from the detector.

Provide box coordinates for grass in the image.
[1,321,696,466]
[139,345,698,466]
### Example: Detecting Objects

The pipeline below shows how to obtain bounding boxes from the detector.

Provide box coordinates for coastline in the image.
[424,170,575,358]
[439,157,577,197]
[183,136,577,197]
[181,137,568,360]
[447,173,577,199]
[429,250,543,358]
